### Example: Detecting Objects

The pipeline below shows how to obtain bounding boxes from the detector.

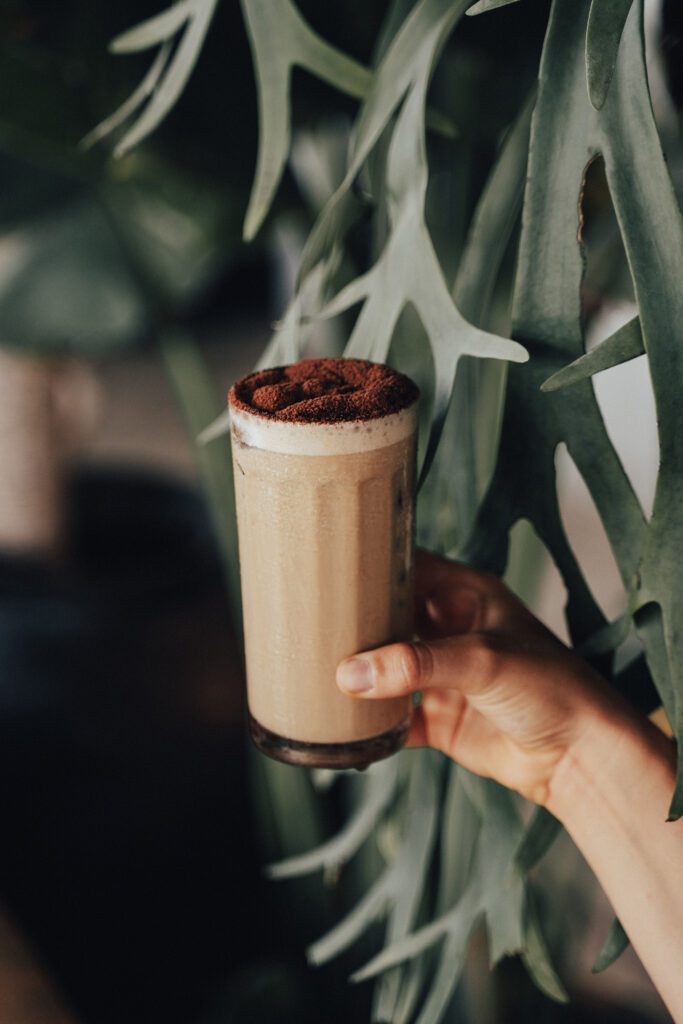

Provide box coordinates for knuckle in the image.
[393,642,432,691]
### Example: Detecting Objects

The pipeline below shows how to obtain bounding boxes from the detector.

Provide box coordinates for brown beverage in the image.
[229,358,419,769]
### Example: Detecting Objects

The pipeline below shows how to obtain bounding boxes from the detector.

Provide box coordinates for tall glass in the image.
[229,359,418,769]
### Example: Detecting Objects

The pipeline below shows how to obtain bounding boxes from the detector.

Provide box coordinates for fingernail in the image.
[337,657,374,694]
[425,585,482,633]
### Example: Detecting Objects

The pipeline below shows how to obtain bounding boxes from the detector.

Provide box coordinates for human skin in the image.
[336,550,683,1021]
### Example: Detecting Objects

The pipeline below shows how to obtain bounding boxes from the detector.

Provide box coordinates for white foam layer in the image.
[229,401,418,455]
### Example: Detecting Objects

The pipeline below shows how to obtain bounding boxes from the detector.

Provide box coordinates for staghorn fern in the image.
[93,0,683,1018]
[82,0,221,156]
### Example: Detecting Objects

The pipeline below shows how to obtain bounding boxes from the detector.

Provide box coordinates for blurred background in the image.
[0,1,681,1022]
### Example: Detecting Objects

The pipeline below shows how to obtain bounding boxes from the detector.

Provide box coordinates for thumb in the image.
[336,633,508,700]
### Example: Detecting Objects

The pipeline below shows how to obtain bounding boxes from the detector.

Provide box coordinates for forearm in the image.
[548,708,683,1020]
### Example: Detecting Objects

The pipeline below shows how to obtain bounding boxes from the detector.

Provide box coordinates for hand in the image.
[337,550,636,807]
[338,552,683,1019]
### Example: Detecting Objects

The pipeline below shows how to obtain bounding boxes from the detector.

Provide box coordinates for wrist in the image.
[546,699,676,828]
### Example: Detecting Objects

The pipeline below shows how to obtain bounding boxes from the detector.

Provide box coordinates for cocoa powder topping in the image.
[229,358,419,424]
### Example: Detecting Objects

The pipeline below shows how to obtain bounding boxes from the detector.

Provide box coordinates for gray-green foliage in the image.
[541,315,643,392]
[466,0,521,13]
[96,0,683,1017]
[83,0,220,157]
[585,0,635,109]
[269,0,682,1003]
[592,916,629,974]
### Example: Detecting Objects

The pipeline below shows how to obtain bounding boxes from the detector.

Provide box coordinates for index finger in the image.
[414,549,545,637]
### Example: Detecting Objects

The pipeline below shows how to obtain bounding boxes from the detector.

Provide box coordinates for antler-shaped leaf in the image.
[299,0,464,281]
[307,869,395,967]
[386,765,482,1023]
[371,752,440,1022]
[351,883,482,983]
[596,1,683,818]
[457,5,654,985]
[586,0,635,110]
[463,0,646,648]
[347,770,565,1016]
[307,749,438,983]
[523,889,570,1002]
[541,315,643,392]
[514,807,562,873]
[80,42,173,151]
[313,0,527,483]
[429,89,534,542]
[199,210,357,445]
[466,774,567,993]
[465,0,683,859]
[84,0,219,156]
[256,250,344,371]
[240,0,456,243]
[239,0,374,241]
[592,917,629,973]
[266,759,400,879]
[476,779,525,964]
[466,0,522,14]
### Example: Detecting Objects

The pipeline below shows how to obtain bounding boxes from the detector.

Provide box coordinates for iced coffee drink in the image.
[229,358,418,769]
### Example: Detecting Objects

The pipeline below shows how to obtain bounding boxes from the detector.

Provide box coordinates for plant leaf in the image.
[586,0,635,110]
[80,42,173,150]
[299,0,465,281]
[541,315,643,392]
[266,759,400,879]
[436,767,482,912]
[307,869,393,966]
[353,915,451,983]
[453,89,536,326]
[392,960,428,1024]
[240,0,373,241]
[597,0,683,818]
[578,611,631,658]
[197,407,231,446]
[466,0,522,14]
[160,327,241,614]
[258,259,336,369]
[431,90,534,533]
[514,807,562,874]
[478,780,525,964]
[352,884,482,982]
[413,923,479,1024]
[115,0,219,156]
[305,0,527,487]
[110,0,194,53]
[306,750,438,975]
[372,752,441,1023]
[614,649,661,716]
[458,7,666,999]
[592,917,629,973]
[523,889,570,1002]
[463,0,646,644]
